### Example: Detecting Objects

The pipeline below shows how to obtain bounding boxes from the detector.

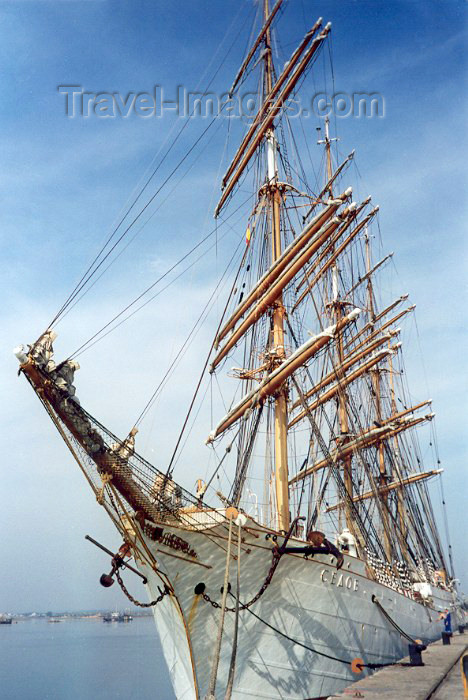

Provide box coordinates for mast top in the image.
[317,117,339,196]
[316,116,338,147]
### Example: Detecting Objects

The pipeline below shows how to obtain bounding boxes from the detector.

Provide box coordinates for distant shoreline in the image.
[2,610,153,621]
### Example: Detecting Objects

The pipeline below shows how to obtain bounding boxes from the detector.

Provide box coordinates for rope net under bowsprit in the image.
[17,331,224,533]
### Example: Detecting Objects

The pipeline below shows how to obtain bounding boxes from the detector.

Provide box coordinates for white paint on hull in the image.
[135,517,454,699]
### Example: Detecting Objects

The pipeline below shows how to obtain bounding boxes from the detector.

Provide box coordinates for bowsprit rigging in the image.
[15,2,462,699]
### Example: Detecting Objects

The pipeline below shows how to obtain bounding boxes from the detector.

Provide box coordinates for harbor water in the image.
[0,616,176,699]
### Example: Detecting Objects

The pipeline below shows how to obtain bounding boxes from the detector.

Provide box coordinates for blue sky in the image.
[1,0,466,611]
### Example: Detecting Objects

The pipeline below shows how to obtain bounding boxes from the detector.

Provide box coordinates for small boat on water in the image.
[102,612,133,623]
[0,615,13,625]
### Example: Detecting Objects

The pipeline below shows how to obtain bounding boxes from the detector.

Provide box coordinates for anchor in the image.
[280,540,344,569]
[267,519,344,569]
[85,534,148,587]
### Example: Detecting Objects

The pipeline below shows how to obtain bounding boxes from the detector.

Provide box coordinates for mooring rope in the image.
[206,514,235,700]
[229,595,394,671]
[371,594,423,647]
[225,518,243,700]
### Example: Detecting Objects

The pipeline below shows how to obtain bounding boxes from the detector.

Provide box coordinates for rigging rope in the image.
[165,219,254,477]
[134,228,247,429]
[50,115,217,328]
[204,429,242,495]
[230,405,264,506]
[65,195,251,361]
[57,117,227,327]
[48,6,251,329]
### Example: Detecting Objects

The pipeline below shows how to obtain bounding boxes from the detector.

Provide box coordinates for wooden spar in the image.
[272,183,289,531]
[228,0,285,97]
[290,425,390,484]
[19,361,161,523]
[372,295,409,326]
[224,17,323,184]
[346,294,409,348]
[288,347,395,428]
[290,332,397,411]
[345,252,393,299]
[294,197,371,294]
[264,0,288,532]
[303,150,355,222]
[206,308,360,443]
[215,23,331,217]
[390,412,435,433]
[291,206,378,313]
[379,398,433,426]
[347,304,416,353]
[215,189,351,346]
[210,206,357,370]
[325,469,444,512]
[289,412,435,485]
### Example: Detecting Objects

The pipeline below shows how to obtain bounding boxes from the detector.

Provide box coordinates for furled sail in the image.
[215,188,352,348]
[223,16,324,185]
[208,308,360,441]
[211,202,362,369]
[289,412,435,485]
[215,22,332,215]
[288,346,398,428]
[325,469,443,512]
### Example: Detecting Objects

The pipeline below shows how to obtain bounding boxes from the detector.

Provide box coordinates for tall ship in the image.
[15,2,462,698]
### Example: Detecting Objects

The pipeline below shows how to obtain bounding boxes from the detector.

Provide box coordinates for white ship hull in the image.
[133,515,455,700]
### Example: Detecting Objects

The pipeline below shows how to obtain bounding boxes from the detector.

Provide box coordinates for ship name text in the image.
[144,524,198,559]
[320,568,359,591]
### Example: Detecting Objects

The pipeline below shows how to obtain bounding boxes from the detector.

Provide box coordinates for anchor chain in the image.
[202,516,305,612]
[203,547,282,612]
[115,570,170,608]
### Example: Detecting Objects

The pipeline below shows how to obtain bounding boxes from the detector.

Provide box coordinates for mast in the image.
[317,117,337,196]
[15,2,454,605]
[319,119,354,536]
[387,340,410,562]
[364,226,393,560]
[264,0,289,532]
[206,5,445,572]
